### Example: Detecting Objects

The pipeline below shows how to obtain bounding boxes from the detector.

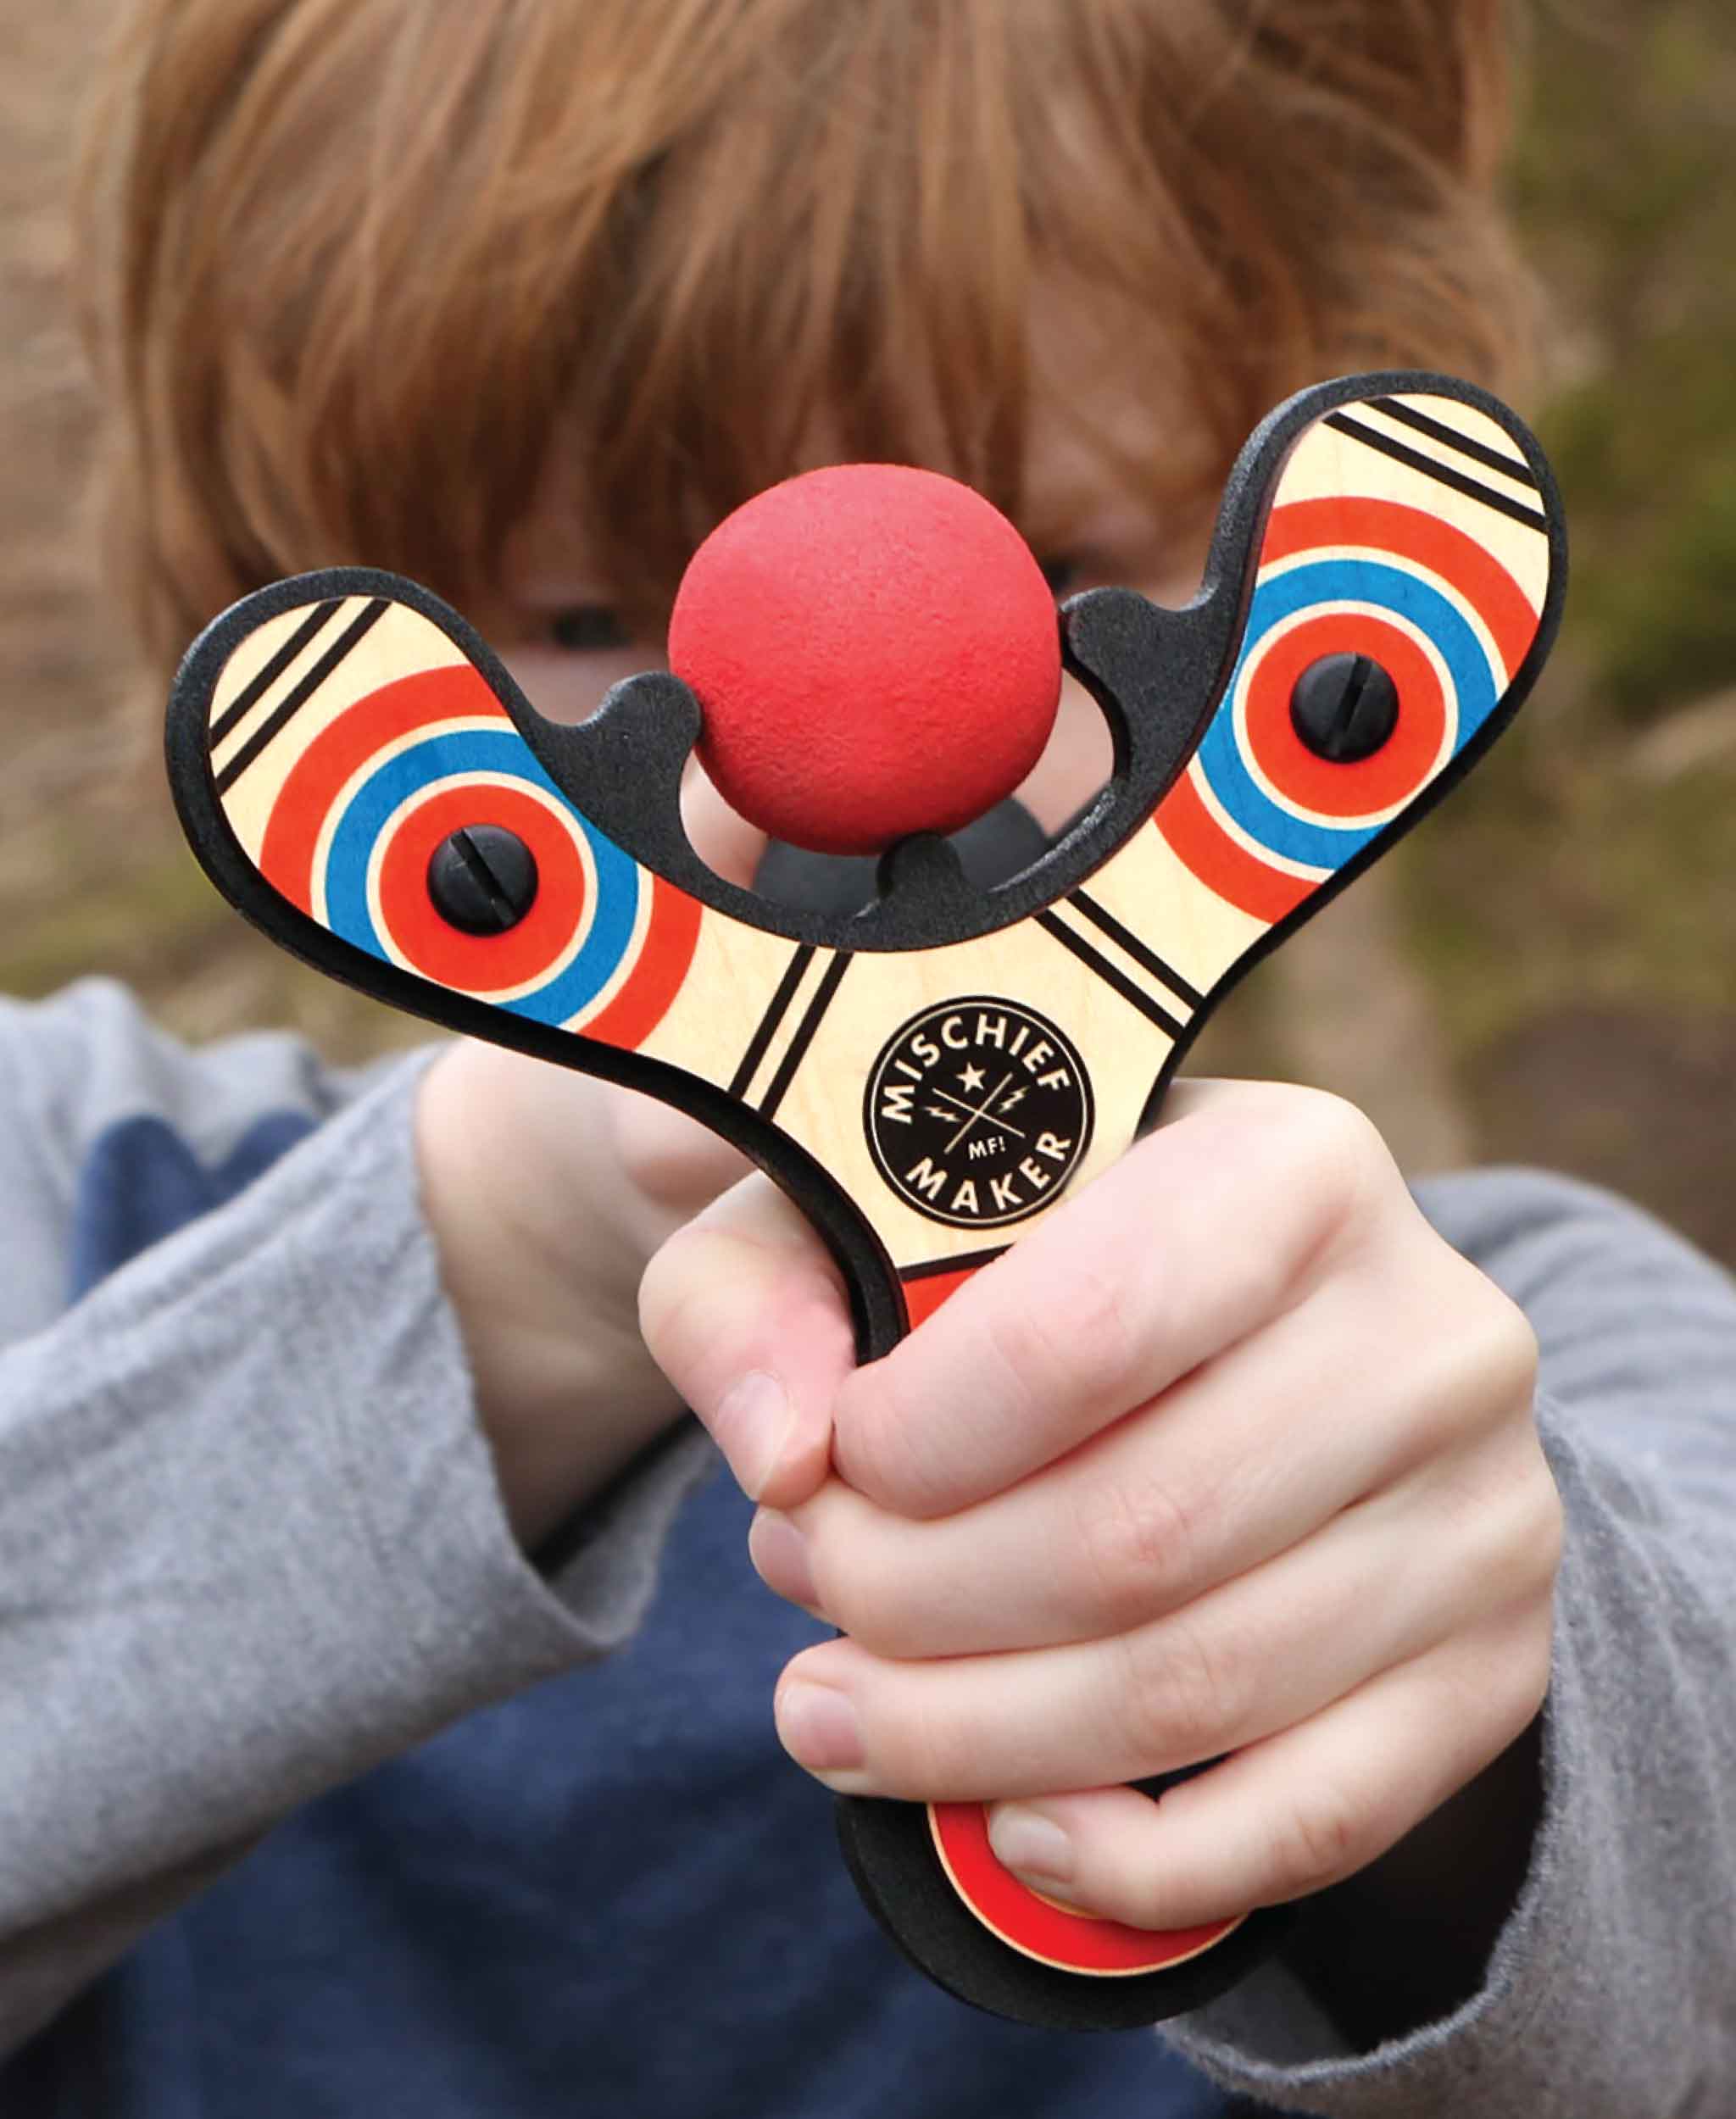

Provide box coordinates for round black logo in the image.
[864,998,1094,1228]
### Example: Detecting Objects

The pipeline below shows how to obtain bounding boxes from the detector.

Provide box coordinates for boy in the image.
[2,1,1729,2112]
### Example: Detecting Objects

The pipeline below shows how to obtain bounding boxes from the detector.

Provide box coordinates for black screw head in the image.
[427,826,540,934]
[1289,653,1400,763]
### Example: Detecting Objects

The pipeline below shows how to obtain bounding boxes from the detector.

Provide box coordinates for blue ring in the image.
[1197,557,1499,871]
[322,727,643,1024]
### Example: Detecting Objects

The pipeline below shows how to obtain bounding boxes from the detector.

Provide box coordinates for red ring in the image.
[1259,498,1538,681]
[1240,612,1447,822]
[376,782,589,993]
[581,871,704,1051]
[930,1802,1241,1976]
[260,665,508,914]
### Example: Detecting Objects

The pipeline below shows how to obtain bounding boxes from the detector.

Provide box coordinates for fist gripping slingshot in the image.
[167,373,1566,2031]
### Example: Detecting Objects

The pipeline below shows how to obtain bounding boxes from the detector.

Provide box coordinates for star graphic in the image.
[959,1064,987,1093]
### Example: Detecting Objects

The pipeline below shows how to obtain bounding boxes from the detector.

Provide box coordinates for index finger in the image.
[831,1080,1385,1517]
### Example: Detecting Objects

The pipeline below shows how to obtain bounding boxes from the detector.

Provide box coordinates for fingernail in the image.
[710,1370,795,1499]
[748,1511,821,1613]
[988,1804,1074,1884]
[776,1683,865,1773]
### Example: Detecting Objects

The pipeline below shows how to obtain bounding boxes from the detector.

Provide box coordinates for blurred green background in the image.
[1,0,1731,1260]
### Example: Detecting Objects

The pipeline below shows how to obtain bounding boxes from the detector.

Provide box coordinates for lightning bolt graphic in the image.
[999,1087,1028,1115]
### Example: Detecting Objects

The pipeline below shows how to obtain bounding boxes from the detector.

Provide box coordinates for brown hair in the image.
[77,0,1538,671]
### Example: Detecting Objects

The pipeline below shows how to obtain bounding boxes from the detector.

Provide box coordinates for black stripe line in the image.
[209,599,346,748]
[1035,912,1186,1040]
[1368,398,1540,491]
[1067,891,1204,1010]
[727,944,816,1100]
[758,954,852,1122]
[213,598,392,796]
[1325,414,1550,536]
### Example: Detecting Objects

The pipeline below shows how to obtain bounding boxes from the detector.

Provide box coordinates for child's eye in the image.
[1038,556,1080,599]
[548,604,631,653]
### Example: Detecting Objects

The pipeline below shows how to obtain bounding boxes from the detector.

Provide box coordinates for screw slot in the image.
[427,826,539,934]
[1289,653,1399,763]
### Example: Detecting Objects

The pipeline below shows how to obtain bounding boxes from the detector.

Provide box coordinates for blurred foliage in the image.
[1514,0,1736,722]
[1401,0,1736,1258]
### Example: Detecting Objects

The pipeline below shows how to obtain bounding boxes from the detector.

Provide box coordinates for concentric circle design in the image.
[1155,498,1539,924]
[257,663,701,1044]
[1241,614,1447,822]
[370,780,594,993]
[325,734,626,1020]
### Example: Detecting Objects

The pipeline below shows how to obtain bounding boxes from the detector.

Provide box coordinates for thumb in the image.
[637,1169,853,1510]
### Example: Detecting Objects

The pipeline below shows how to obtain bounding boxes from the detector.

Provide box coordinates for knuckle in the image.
[1503,1506,1564,1686]
[1495,1635,1553,1744]
[1262,1083,1386,1193]
[1221,1083,1395,1280]
[970,1296,1049,1426]
[985,1255,1140,1424]
[636,1226,730,1373]
[1449,1279,1540,1433]
[827,1370,896,1499]
[633,1229,686,1346]
[1405,1276,1542,1466]
[1285,1090,1392,1233]
[1484,1295,1542,1418]
[793,1523,853,1631]
[1525,1467,1566,1590]
[1123,1608,1248,1763]
[1444,1624,1551,1764]
[815,1581,887,1655]
[1480,1440,1565,1597]
[832,1368,951,1519]
[807,1546,909,1658]
[1071,1471,1201,1632]
[1271,1775,1371,1898]
[1461,1434,1565,1607]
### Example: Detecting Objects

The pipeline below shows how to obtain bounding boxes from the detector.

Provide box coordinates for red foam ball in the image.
[667,464,1061,856]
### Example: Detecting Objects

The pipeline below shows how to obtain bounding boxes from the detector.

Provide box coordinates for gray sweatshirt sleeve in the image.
[0,980,715,2053]
[1161,1165,1736,2114]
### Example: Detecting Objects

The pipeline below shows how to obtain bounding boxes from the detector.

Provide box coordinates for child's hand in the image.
[415,1041,751,1550]
[638,1080,1561,1931]
[415,761,765,1551]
